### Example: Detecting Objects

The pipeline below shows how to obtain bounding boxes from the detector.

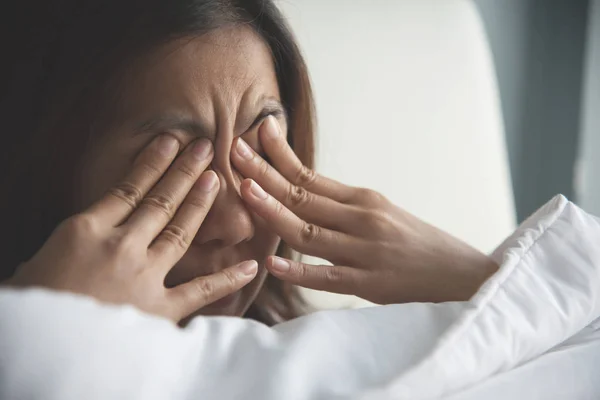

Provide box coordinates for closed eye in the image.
[245,106,285,164]
[247,106,286,132]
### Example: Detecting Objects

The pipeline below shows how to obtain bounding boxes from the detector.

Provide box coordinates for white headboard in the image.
[277,0,516,308]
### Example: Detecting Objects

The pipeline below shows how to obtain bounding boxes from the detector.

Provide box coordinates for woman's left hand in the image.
[231,116,498,304]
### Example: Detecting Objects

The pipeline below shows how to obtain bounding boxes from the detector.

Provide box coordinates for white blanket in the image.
[1,195,599,399]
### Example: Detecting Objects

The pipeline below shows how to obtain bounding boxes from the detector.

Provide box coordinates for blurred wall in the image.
[475,0,589,221]
[277,0,515,252]
[578,0,600,215]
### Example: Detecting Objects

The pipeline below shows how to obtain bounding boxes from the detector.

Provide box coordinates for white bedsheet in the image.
[0,195,599,399]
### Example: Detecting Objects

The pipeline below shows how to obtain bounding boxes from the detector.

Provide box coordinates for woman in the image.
[0,0,317,324]
[1,1,599,399]
[0,0,495,322]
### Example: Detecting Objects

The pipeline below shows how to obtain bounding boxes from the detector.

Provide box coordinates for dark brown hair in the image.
[0,0,316,325]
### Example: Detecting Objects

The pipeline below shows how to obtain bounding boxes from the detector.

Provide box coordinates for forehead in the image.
[113,25,280,131]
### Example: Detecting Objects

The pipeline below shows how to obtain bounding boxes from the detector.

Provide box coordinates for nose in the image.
[192,168,255,247]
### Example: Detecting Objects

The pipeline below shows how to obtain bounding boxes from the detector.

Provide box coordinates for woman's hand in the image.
[231,117,498,304]
[7,135,258,322]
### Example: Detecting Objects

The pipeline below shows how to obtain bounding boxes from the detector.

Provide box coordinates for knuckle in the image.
[222,268,240,288]
[108,181,144,210]
[294,165,317,188]
[63,213,100,237]
[298,222,321,245]
[324,267,344,284]
[185,193,212,214]
[287,185,310,208]
[141,193,177,219]
[355,188,387,206]
[105,232,138,259]
[137,158,163,178]
[273,198,287,218]
[159,225,190,251]
[105,228,137,248]
[175,161,198,181]
[362,210,393,234]
[295,263,310,279]
[192,278,214,300]
[258,157,271,178]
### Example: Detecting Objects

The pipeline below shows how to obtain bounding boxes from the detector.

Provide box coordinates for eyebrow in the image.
[134,99,288,139]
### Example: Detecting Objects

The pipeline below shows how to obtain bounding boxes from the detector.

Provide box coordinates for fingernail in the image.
[264,116,280,139]
[192,139,212,161]
[250,180,268,200]
[239,260,258,276]
[197,172,217,192]
[270,257,290,273]
[157,135,178,157]
[236,138,254,160]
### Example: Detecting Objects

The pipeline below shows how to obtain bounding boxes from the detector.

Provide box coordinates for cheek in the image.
[254,227,281,254]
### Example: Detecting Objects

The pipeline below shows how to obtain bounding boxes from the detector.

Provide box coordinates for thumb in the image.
[169,260,258,320]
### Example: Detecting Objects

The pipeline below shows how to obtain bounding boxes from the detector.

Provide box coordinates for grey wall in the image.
[579,0,600,216]
[475,0,589,221]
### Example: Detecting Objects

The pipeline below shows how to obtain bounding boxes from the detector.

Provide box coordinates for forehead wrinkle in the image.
[232,79,260,132]
[127,27,279,141]
[209,79,243,135]
[209,55,265,133]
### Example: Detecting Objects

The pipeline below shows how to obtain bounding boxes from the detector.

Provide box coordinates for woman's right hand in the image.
[5,135,258,322]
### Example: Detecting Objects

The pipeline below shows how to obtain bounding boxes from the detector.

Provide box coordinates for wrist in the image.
[456,252,499,301]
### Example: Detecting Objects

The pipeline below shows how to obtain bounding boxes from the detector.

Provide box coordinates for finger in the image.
[150,171,219,267]
[88,134,180,225]
[169,260,258,320]
[260,116,354,202]
[125,139,214,242]
[266,256,363,295]
[232,136,356,231]
[240,179,369,264]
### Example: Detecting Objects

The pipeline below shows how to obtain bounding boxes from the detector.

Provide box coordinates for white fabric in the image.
[1,195,599,399]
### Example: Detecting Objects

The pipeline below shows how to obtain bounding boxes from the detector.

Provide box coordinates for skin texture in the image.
[6,26,498,324]
[8,135,259,322]
[76,26,288,318]
[233,117,499,304]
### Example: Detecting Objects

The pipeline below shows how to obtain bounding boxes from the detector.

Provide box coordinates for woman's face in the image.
[77,26,287,317]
